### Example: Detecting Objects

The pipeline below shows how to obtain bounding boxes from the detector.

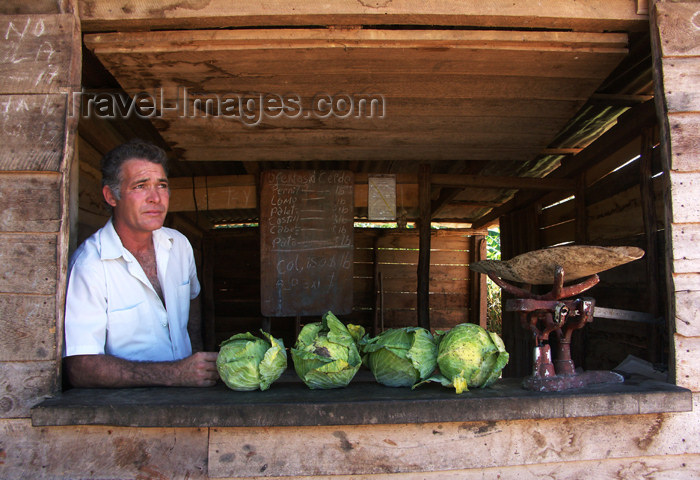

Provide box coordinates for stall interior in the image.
[75,21,663,378]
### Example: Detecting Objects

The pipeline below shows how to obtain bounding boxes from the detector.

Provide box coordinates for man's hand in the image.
[65,352,220,388]
[173,351,219,387]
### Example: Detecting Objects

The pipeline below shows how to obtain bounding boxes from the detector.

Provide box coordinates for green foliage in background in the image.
[486,228,502,334]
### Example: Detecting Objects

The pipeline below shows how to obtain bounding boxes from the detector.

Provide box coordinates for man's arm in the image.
[65,351,219,388]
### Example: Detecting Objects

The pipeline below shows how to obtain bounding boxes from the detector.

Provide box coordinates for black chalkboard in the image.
[260,170,354,317]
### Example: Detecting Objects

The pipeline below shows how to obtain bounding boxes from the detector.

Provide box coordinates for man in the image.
[64,139,219,387]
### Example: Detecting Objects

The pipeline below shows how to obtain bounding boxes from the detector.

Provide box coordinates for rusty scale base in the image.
[489,266,624,392]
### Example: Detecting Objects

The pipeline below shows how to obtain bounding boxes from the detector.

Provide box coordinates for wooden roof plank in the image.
[78,0,648,32]
[177,145,541,162]
[107,74,607,102]
[84,29,629,53]
[96,48,625,81]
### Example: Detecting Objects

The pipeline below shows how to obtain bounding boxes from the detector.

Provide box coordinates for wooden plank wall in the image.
[652,1,700,391]
[0,7,79,419]
[208,228,476,348]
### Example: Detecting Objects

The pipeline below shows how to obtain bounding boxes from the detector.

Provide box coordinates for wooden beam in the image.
[417,164,431,330]
[78,0,648,32]
[540,148,584,155]
[178,145,541,163]
[431,174,575,191]
[85,29,629,55]
[168,174,422,211]
[168,175,257,212]
[589,93,655,106]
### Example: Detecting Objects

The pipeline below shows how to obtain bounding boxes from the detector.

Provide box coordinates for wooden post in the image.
[202,235,217,351]
[417,164,431,330]
[640,126,660,363]
[575,173,588,245]
[373,234,381,336]
[469,235,488,328]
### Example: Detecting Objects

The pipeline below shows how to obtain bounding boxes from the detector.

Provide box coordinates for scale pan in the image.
[470,245,644,285]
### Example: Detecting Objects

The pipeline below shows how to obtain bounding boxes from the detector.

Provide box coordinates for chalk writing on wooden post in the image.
[0,15,72,94]
[260,170,354,317]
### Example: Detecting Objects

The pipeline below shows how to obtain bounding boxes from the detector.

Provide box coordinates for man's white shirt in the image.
[64,218,200,362]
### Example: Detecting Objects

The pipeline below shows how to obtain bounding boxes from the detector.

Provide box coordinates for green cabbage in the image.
[291,311,365,389]
[420,323,509,394]
[360,327,438,387]
[216,331,287,391]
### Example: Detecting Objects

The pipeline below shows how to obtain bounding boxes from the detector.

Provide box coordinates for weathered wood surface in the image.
[0,95,67,171]
[0,419,208,480]
[671,223,700,275]
[0,1,62,15]
[668,114,700,172]
[0,172,62,232]
[670,172,700,223]
[0,233,57,295]
[217,454,700,479]
[0,15,74,94]
[208,395,700,477]
[0,362,56,418]
[675,335,700,392]
[0,294,56,361]
[675,290,700,337]
[662,60,700,112]
[655,2,700,57]
[78,0,648,32]
[3,412,698,479]
[652,1,700,388]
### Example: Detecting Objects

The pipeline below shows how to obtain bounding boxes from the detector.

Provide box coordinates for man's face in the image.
[104,158,169,237]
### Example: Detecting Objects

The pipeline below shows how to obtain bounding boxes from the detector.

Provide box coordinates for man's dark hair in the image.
[101,139,169,201]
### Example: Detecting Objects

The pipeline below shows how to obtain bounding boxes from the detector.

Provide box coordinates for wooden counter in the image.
[31,371,692,428]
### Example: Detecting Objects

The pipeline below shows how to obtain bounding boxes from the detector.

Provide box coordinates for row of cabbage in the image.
[216,311,509,394]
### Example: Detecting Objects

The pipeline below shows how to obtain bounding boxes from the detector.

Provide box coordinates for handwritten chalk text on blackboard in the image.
[260,170,354,316]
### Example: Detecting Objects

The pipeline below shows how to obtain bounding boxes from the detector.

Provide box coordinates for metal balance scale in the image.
[470,245,645,392]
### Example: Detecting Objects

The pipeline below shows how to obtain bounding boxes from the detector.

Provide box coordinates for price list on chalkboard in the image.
[260,170,354,317]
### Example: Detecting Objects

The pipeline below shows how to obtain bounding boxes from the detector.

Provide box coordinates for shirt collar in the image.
[99,218,174,261]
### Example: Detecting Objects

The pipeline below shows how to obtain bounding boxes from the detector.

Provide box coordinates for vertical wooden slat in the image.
[640,126,661,363]
[575,173,588,244]
[417,164,431,330]
[372,234,381,335]
[202,235,217,351]
[478,235,488,329]
[469,234,487,328]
